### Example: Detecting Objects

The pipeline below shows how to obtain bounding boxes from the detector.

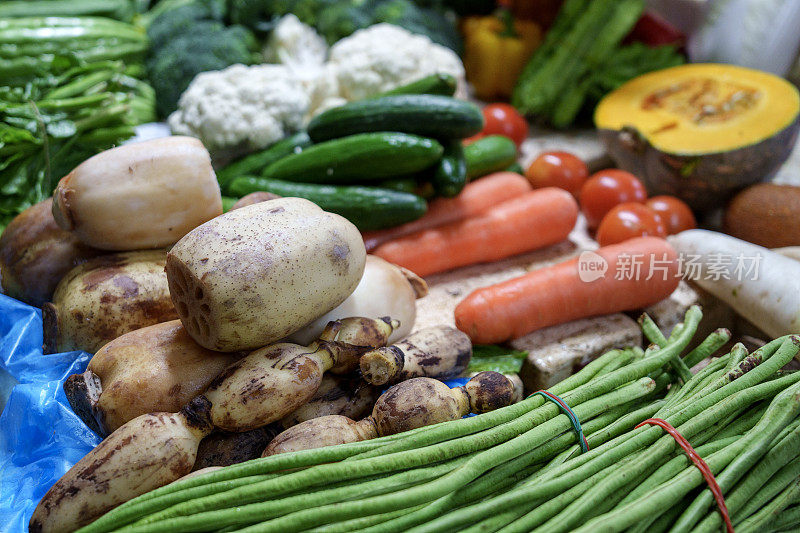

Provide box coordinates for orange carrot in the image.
[454,236,680,344]
[363,172,532,252]
[373,187,578,277]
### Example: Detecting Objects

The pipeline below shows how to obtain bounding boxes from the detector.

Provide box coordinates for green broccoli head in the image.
[146,21,258,117]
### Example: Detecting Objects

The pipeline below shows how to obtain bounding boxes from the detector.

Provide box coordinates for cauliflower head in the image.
[263,14,328,70]
[168,64,310,153]
[328,23,466,101]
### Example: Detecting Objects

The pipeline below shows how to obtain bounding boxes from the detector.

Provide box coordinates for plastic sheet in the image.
[0,294,99,532]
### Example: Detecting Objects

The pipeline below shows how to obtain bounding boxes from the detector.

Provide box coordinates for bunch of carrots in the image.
[366,171,682,345]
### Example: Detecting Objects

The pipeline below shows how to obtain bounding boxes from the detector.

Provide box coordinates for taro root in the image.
[288,255,427,346]
[230,191,281,210]
[30,397,213,533]
[595,63,800,210]
[202,317,397,432]
[51,136,222,250]
[64,320,243,435]
[0,198,102,307]
[166,197,366,351]
[359,326,472,386]
[263,372,516,456]
[43,250,178,354]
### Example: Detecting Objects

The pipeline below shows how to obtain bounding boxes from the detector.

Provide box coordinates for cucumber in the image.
[378,178,418,194]
[505,162,525,174]
[464,135,518,180]
[432,140,467,197]
[228,176,428,231]
[216,132,311,191]
[374,73,457,98]
[261,132,444,184]
[307,95,483,142]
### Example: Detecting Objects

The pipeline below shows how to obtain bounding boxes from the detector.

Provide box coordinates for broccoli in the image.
[372,0,461,52]
[146,0,258,117]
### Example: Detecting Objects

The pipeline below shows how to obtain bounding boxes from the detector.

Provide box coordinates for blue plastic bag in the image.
[0,294,100,532]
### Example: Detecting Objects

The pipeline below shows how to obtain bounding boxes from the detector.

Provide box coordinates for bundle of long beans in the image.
[76,306,800,533]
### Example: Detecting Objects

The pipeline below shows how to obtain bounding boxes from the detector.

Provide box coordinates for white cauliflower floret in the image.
[168,64,309,153]
[263,14,328,70]
[328,23,466,101]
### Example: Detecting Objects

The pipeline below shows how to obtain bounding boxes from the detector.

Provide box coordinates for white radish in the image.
[669,229,800,338]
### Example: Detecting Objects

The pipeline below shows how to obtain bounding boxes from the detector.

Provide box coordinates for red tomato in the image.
[525,151,588,196]
[645,196,696,235]
[596,203,667,246]
[481,103,529,148]
[580,169,648,229]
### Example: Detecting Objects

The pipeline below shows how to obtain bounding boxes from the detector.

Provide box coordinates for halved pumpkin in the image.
[595,63,800,210]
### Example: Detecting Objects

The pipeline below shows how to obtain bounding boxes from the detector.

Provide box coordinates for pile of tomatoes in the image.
[526,151,696,246]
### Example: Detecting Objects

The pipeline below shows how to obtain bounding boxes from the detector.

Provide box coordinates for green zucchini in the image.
[307,95,483,142]
[261,132,444,184]
[216,132,312,191]
[228,176,428,231]
[374,73,458,98]
[432,140,467,197]
[464,135,518,180]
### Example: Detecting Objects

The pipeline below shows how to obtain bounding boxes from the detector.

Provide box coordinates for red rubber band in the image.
[636,418,734,533]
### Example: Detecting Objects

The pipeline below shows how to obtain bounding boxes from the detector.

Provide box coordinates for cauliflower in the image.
[328,23,466,101]
[263,14,328,71]
[168,64,309,153]
[262,16,343,118]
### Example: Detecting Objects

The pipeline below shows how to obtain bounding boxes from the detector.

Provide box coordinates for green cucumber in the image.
[228,176,428,231]
[464,135,518,180]
[307,95,483,142]
[261,132,443,184]
[378,178,418,194]
[432,140,467,197]
[505,162,525,174]
[374,73,458,98]
[216,132,311,191]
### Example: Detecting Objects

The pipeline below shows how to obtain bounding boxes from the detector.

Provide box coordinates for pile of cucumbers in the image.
[218,74,519,231]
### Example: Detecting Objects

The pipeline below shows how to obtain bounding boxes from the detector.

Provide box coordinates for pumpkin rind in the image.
[595,63,800,210]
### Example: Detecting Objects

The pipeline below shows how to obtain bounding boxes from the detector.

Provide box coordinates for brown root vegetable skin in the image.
[193,426,279,471]
[359,326,472,386]
[0,198,102,307]
[166,198,366,352]
[51,136,222,251]
[280,374,379,428]
[263,372,515,456]
[203,317,396,432]
[724,184,800,248]
[29,397,213,533]
[64,320,242,435]
[43,250,178,354]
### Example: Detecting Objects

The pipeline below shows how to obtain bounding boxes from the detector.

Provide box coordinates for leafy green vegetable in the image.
[145,0,259,116]
[513,0,685,127]
[467,345,528,374]
[0,61,155,230]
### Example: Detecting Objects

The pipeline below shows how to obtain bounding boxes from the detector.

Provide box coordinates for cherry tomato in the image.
[481,103,529,148]
[525,151,588,196]
[596,203,667,246]
[579,169,648,229]
[645,196,696,235]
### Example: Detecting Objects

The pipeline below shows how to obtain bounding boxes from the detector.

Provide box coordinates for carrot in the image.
[373,187,578,277]
[362,172,532,252]
[455,237,680,344]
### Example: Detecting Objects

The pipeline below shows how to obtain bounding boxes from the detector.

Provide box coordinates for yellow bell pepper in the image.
[463,11,542,100]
